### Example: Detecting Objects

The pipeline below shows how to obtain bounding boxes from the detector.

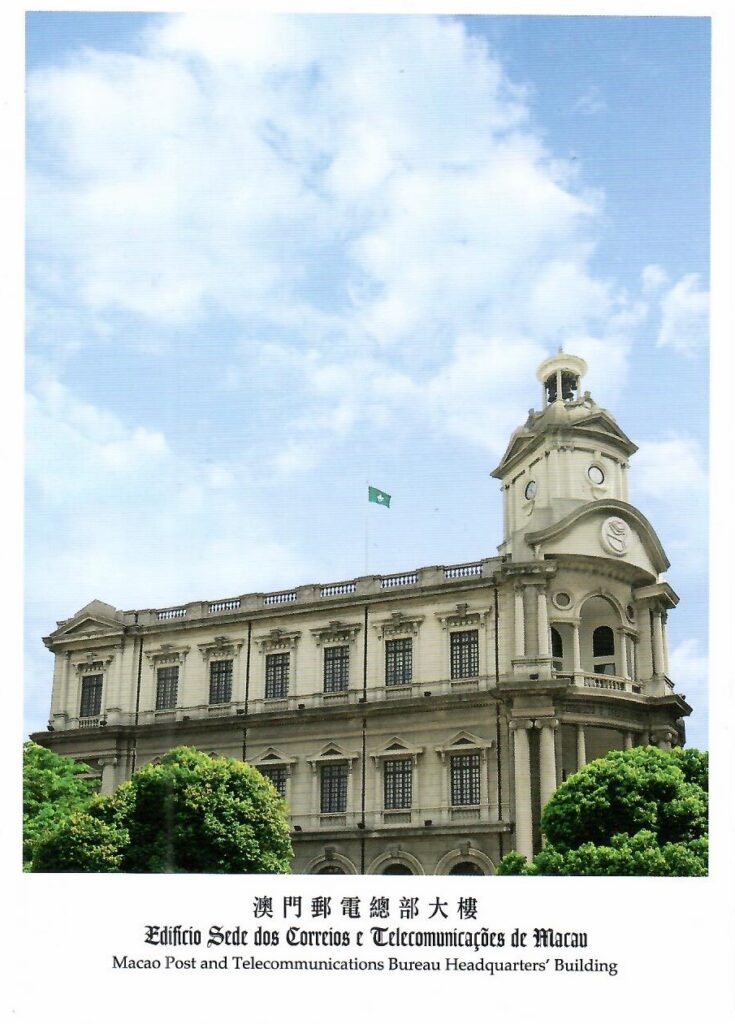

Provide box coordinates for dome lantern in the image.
[536,352,588,408]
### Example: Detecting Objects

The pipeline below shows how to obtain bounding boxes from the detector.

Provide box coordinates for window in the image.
[592,626,615,675]
[209,659,233,704]
[79,674,102,718]
[450,753,480,805]
[450,630,479,679]
[320,763,348,812]
[260,764,288,797]
[385,637,412,686]
[265,652,289,699]
[324,645,349,692]
[156,665,179,710]
[384,759,412,809]
[448,862,484,876]
[551,627,563,671]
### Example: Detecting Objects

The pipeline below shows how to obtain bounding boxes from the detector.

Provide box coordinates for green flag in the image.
[368,485,391,508]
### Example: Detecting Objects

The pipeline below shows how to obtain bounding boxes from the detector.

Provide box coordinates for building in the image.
[32,352,691,874]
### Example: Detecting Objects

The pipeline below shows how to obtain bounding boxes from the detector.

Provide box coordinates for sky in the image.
[24,13,710,747]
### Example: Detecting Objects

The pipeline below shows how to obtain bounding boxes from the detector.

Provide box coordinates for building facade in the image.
[32,353,691,874]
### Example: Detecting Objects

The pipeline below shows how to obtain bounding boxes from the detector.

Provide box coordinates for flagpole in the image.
[364,480,369,575]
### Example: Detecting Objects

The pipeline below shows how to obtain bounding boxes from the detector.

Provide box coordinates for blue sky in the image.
[25,14,710,747]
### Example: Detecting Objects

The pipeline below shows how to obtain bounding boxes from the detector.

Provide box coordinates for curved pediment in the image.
[525,499,670,576]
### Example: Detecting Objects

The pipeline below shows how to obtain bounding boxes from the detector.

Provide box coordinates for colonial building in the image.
[32,352,691,874]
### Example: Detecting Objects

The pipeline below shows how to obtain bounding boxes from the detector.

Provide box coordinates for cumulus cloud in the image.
[656,273,709,356]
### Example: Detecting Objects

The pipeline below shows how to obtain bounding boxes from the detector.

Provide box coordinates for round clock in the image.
[588,464,605,485]
[524,480,537,500]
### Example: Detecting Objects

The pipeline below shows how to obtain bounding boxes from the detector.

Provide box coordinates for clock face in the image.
[524,480,537,500]
[588,465,605,485]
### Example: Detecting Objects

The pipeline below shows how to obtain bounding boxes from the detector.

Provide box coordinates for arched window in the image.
[316,865,345,875]
[592,626,615,675]
[550,627,563,671]
[381,864,414,875]
[448,862,485,876]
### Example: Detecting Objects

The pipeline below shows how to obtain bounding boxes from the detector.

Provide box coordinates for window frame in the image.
[320,761,348,813]
[259,764,288,798]
[265,651,290,700]
[449,751,481,806]
[450,629,480,680]
[79,673,103,719]
[323,644,350,693]
[383,757,413,810]
[209,658,233,705]
[155,664,179,710]
[385,636,413,687]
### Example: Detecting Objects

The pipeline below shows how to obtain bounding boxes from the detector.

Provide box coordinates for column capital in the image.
[534,718,559,730]
[509,718,534,731]
[97,755,118,768]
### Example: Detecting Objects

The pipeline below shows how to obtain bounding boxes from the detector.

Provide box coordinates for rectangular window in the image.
[320,763,348,813]
[324,645,349,693]
[265,652,290,699]
[209,660,233,705]
[450,752,481,806]
[385,637,413,686]
[450,629,479,679]
[260,765,288,797]
[79,674,102,718]
[384,759,412,809]
[156,665,179,710]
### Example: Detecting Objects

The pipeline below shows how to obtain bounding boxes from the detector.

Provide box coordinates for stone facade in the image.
[31,353,691,874]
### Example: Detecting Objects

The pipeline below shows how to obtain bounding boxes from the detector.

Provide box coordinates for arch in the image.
[304,851,358,876]
[435,847,496,876]
[550,626,563,663]
[579,594,622,676]
[368,850,425,876]
[448,862,485,876]
[381,864,414,875]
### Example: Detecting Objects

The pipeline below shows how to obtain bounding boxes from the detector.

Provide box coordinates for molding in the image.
[369,736,425,766]
[434,730,494,762]
[197,636,245,661]
[145,643,190,667]
[253,628,301,653]
[373,611,424,640]
[435,603,491,631]
[310,621,362,647]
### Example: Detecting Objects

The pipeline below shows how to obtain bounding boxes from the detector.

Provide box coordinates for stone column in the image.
[576,725,587,770]
[514,588,525,659]
[617,629,629,679]
[572,622,583,685]
[510,720,534,862]
[537,589,550,659]
[624,731,634,750]
[662,613,670,677]
[652,610,665,677]
[98,756,118,796]
[538,719,558,811]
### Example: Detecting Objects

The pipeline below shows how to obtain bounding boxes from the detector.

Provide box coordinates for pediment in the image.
[525,500,669,576]
[59,616,123,637]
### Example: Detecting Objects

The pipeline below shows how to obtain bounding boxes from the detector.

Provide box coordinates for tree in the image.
[23,741,98,869]
[497,746,708,877]
[32,747,294,874]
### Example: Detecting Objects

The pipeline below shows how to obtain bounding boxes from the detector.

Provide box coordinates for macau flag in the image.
[368,485,391,508]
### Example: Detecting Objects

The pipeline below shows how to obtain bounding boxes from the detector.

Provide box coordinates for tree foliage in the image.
[31,747,293,874]
[497,746,708,877]
[23,741,98,868]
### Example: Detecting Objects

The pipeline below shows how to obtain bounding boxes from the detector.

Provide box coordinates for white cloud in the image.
[656,273,709,356]
[668,638,708,724]
[642,263,668,295]
[632,436,708,498]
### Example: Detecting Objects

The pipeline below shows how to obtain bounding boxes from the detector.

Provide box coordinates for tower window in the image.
[592,626,615,676]
[79,674,102,718]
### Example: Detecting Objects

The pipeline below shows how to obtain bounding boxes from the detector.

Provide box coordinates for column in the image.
[537,589,550,659]
[617,629,629,679]
[572,622,583,685]
[538,719,558,811]
[662,613,670,677]
[98,756,118,796]
[510,720,533,862]
[576,725,586,770]
[624,732,634,750]
[514,588,525,659]
[652,610,665,677]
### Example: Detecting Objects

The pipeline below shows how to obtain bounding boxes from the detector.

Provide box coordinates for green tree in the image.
[32,747,293,874]
[497,746,708,877]
[23,741,98,869]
